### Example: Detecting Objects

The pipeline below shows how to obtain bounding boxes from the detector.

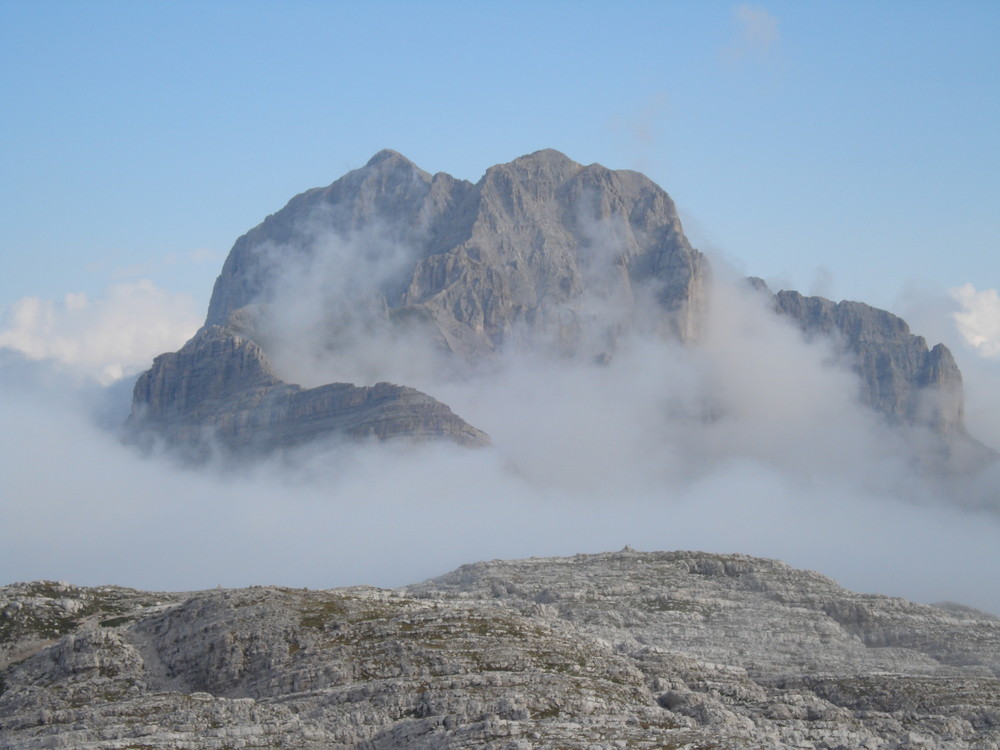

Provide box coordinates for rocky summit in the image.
[126,149,987,464]
[129,148,708,456]
[2,550,998,749]
[204,148,707,351]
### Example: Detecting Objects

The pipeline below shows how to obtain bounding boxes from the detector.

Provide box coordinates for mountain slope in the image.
[773,289,964,432]
[205,149,706,354]
[128,149,982,463]
[127,325,489,455]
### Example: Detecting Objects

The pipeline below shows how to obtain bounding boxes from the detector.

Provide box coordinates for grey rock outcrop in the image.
[128,149,986,461]
[762,286,994,470]
[127,325,489,455]
[772,289,965,433]
[2,551,999,748]
[206,149,707,356]
[129,149,709,456]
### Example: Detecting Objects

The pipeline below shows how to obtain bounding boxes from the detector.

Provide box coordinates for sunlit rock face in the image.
[128,149,984,461]
[205,149,707,355]
[2,551,998,748]
[130,149,708,456]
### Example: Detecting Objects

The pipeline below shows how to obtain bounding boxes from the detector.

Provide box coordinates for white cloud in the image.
[2,352,998,613]
[726,4,780,62]
[1,235,998,617]
[951,283,1000,358]
[896,284,1000,454]
[0,280,201,384]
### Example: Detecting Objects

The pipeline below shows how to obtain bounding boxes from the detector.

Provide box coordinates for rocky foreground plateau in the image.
[2,550,998,749]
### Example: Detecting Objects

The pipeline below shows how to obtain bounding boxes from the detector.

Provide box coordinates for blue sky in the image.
[2,1,997,311]
[2,2,1000,605]
[1,1,998,384]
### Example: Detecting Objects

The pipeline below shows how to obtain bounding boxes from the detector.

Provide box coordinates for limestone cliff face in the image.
[206,148,707,356]
[130,150,984,459]
[773,289,966,434]
[128,325,490,454]
[131,149,708,456]
[766,288,998,470]
[774,291,964,433]
[204,149,445,330]
[2,551,998,748]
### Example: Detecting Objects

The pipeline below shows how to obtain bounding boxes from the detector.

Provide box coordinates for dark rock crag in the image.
[128,325,489,454]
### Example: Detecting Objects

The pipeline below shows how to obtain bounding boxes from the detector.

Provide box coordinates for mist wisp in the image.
[2,221,999,616]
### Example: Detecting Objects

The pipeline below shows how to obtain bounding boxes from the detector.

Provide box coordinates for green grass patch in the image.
[99,616,133,628]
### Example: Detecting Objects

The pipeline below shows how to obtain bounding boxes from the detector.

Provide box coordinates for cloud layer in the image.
[952,283,1000,359]
[2,254,998,614]
[724,4,780,63]
[0,280,200,384]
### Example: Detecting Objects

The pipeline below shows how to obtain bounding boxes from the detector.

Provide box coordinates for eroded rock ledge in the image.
[127,325,490,456]
[2,550,998,748]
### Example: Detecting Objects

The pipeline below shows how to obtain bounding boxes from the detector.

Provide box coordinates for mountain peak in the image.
[365,148,416,169]
[510,148,580,168]
[152,149,981,465]
[477,148,586,192]
[503,148,584,178]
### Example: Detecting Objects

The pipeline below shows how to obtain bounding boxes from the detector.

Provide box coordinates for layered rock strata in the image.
[128,325,489,454]
[2,551,998,748]
[128,150,982,461]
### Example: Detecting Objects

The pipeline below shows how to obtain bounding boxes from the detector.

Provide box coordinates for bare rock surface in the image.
[204,149,707,354]
[3,551,998,748]
[127,150,984,462]
[127,325,490,455]
[129,148,708,457]
[773,290,963,433]
[767,287,994,471]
